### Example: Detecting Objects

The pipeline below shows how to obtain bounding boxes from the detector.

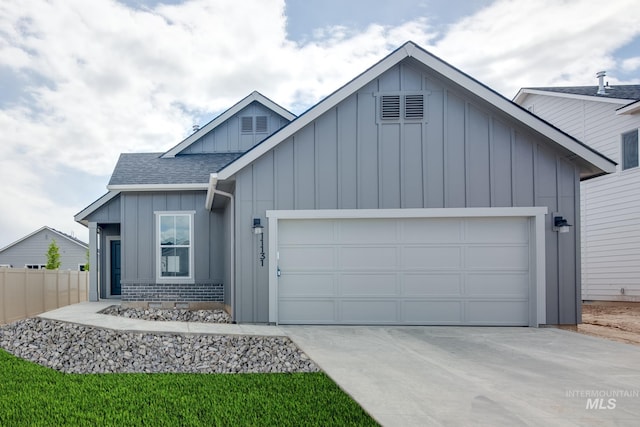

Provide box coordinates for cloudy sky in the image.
[0,0,639,248]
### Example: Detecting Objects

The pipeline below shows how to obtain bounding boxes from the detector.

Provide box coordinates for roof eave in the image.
[616,100,640,115]
[106,183,209,192]
[514,88,631,105]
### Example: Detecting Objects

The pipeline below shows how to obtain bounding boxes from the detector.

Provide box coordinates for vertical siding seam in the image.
[488,116,494,207]
[443,90,449,207]
[510,129,516,206]
[555,155,561,321]
[314,121,319,209]
[355,95,359,208]
[464,102,469,207]
[335,107,340,208]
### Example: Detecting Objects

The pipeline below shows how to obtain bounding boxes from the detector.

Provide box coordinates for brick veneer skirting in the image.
[121,282,224,302]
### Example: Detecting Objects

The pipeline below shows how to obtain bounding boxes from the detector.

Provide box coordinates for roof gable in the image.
[162,91,296,158]
[215,41,616,183]
[0,226,87,253]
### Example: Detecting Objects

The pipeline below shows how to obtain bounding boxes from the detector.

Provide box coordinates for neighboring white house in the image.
[514,75,640,302]
[0,226,89,271]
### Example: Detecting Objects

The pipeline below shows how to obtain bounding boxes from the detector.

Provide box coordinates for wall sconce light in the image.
[253,218,266,266]
[252,218,264,235]
[553,213,572,233]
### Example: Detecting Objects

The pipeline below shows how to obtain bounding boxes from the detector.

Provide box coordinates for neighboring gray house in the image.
[514,77,640,302]
[76,42,616,326]
[0,226,88,270]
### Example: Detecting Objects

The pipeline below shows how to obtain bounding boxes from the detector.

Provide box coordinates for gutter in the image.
[206,173,236,321]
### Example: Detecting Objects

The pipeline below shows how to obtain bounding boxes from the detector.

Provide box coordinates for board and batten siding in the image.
[120,191,225,287]
[179,102,290,155]
[233,60,581,324]
[523,93,640,301]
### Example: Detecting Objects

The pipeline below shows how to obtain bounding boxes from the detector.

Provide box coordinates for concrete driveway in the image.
[283,326,640,427]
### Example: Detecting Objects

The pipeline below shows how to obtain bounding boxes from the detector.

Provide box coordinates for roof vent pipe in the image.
[596,71,606,95]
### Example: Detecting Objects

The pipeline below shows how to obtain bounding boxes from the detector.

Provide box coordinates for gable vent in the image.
[255,116,268,133]
[241,116,253,133]
[381,95,401,119]
[404,94,424,119]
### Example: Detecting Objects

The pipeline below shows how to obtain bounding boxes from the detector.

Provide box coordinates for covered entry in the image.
[267,208,546,327]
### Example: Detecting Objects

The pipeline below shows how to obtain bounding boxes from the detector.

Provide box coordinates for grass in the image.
[0,349,378,427]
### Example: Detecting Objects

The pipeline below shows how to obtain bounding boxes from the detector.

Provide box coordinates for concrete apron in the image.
[282,326,640,427]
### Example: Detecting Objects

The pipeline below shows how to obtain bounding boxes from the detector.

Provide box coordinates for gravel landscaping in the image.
[0,317,319,374]
[100,305,233,323]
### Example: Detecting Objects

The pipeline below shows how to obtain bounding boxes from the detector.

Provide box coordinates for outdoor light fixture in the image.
[252,218,264,235]
[553,213,572,233]
[253,218,266,266]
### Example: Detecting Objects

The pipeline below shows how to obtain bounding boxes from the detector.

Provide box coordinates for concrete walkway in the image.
[36,303,640,426]
[37,301,285,336]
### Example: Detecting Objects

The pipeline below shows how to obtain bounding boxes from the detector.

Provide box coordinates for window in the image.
[79,264,87,272]
[0,264,11,268]
[622,129,639,170]
[255,116,268,133]
[156,212,194,281]
[241,116,253,133]
[25,264,46,269]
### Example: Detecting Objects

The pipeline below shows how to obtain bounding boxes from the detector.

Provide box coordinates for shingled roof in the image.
[108,152,243,186]
[519,84,640,101]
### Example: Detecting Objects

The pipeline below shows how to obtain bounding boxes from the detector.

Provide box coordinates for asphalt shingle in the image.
[525,84,640,101]
[108,152,243,186]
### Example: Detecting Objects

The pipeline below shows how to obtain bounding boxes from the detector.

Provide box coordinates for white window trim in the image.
[25,264,46,269]
[155,211,195,284]
[621,128,640,172]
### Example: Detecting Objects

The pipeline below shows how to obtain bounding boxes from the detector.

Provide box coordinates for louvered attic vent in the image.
[255,116,268,133]
[404,94,424,119]
[241,116,253,133]
[380,94,424,121]
[381,95,401,119]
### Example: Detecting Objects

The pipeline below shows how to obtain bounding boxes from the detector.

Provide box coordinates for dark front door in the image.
[110,240,121,296]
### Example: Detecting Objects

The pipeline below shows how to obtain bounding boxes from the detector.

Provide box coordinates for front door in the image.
[110,240,121,296]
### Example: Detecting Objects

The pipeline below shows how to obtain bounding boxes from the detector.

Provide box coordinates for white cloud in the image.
[621,56,640,72]
[432,0,640,95]
[0,0,639,247]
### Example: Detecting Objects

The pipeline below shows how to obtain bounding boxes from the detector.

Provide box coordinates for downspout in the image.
[206,173,236,321]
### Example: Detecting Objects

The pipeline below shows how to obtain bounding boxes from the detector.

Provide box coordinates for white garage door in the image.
[276,216,533,325]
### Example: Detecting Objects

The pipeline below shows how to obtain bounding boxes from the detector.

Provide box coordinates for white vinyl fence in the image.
[0,268,88,325]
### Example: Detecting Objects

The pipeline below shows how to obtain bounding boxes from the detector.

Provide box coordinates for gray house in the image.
[0,226,88,270]
[76,42,616,326]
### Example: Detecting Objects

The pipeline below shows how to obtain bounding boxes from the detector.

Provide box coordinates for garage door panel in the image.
[466,273,529,297]
[279,247,335,270]
[465,218,529,243]
[279,274,336,297]
[339,246,397,269]
[401,274,463,296]
[401,246,462,269]
[339,274,399,296]
[466,246,529,269]
[403,300,463,323]
[337,219,398,243]
[340,301,398,323]
[279,220,335,244]
[279,300,336,324]
[400,218,462,243]
[466,300,529,325]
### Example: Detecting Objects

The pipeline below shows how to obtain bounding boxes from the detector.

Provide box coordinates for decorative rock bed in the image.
[100,305,233,323]
[0,317,319,374]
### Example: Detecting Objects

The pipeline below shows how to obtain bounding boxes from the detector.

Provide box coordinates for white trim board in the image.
[217,42,615,181]
[267,207,547,327]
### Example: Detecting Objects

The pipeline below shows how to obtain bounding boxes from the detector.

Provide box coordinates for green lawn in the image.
[0,349,378,426]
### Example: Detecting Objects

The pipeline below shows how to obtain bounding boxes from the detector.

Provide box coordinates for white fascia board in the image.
[616,100,640,115]
[74,191,121,224]
[217,47,411,180]
[408,49,616,174]
[205,173,218,210]
[107,183,209,191]
[162,91,296,158]
[513,88,631,105]
[219,42,614,180]
[266,207,548,220]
